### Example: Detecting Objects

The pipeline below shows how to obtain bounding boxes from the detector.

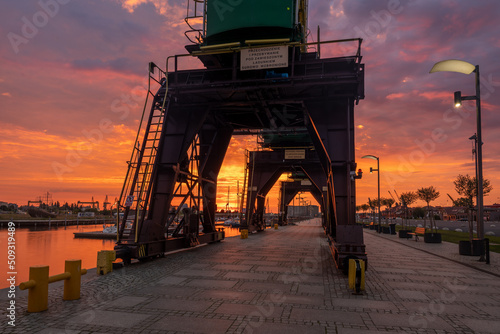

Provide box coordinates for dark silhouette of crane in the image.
[78,197,100,210]
[103,195,111,211]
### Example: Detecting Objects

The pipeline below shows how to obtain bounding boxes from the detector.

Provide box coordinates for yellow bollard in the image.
[348,259,365,294]
[274,224,279,230]
[20,260,88,312]
[240,229,248,239]
[63,259,86,300]
[21,265,49,313]
[97,250,116,275]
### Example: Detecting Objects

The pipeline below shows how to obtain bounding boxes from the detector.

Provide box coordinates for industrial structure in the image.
[278,178,322,224]
[114,0,366,271]
[77,197,100,210]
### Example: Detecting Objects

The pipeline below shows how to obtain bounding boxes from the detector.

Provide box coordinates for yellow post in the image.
[240,229,248,239]
[108,250,116,263]
[274,224,279,230]
[63,259,85,300]
[348,259,365,293]
[97,250,116,275]
[22,265,49,312]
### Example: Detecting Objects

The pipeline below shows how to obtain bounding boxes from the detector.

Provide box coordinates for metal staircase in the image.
[117,64,168,243]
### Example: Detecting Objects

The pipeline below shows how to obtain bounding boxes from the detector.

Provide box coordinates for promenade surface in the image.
[2,218,500,333]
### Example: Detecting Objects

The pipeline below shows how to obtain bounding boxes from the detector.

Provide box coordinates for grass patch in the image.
[359,222,500,254]
[490,245,500,253]
[408,226,500,254]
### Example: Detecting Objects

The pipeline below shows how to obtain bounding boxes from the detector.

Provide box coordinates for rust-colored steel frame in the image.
[244,149,326,231]
[279,179,324,225]
[114,41,366,270]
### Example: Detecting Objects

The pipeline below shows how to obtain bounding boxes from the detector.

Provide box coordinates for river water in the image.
[1,224,241,289]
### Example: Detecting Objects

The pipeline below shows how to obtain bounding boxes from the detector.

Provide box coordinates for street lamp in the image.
[362,155,381,232]
[430,59,485,260]
[469,134,479,213]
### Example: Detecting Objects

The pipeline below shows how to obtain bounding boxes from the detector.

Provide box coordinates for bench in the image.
[407,227,426,241]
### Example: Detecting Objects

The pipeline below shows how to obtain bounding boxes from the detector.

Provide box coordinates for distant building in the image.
[485,204,500,221]
[288,205,319,218]
[441,206,468,221]
[0,201,18,211]
[77,212,95,218]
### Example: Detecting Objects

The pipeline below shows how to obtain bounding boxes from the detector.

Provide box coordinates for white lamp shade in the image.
[430,59,476,75]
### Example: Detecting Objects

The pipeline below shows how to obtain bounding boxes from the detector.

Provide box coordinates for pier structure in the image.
[113,0,366,271]
[278,178,324,225]
[244,148,325,230]
[114,39,366,271]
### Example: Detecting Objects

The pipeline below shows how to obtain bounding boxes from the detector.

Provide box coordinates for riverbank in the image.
[0,218,116,228]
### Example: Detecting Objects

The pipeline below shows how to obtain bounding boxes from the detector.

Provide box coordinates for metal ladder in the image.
[117,65,168,242]
[184,0,206,44]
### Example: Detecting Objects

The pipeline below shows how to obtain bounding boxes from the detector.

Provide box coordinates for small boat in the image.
[103,225,117,234]
[215,219,226,225]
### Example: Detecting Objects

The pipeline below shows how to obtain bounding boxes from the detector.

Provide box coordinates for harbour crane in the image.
[394,189,401,205]
[103,195,111,211]
[77,197,100,210]
[112,0,366,272]
[388,190,396,204]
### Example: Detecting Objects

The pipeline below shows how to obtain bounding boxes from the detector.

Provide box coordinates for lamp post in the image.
[430,59,485,260]
[362,155,381,233]
[469,134,479,222]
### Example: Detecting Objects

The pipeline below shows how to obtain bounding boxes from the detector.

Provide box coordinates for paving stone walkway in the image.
[2,219,500,333]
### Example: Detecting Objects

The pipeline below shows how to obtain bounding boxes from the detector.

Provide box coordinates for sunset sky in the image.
[1,0,500,212]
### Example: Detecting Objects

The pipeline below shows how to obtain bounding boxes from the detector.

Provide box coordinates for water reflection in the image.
[0,225,114,289]
[0,224,242,289]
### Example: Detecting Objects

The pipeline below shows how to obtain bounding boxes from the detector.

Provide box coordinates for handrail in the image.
[188,38,362,58]
[164,37,363,103]
[116,63,167,242]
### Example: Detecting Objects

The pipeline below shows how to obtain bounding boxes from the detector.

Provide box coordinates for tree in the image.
[454,174,492,206]
[367,198,377,222]
[381,197,395,220]
[417,186,440,231]
[360,204,369,213]
[400,191,418,228]
[412,207,426,219]
[454,174,493,242]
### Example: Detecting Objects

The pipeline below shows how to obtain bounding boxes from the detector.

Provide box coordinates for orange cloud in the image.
[386,92,406,100]
[0,123,135,205]
[418,91,453,101]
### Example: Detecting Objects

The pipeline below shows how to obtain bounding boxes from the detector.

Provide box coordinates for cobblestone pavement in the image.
[2,219,500,333]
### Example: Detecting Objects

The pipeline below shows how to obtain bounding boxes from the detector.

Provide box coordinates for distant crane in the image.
[393,189,401,206]
[29,192,53,207]
[387,190,397,220]
[103,195,111,210]
[77,197,100,210]
[447,193,459,206]
[388,190,396,204]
